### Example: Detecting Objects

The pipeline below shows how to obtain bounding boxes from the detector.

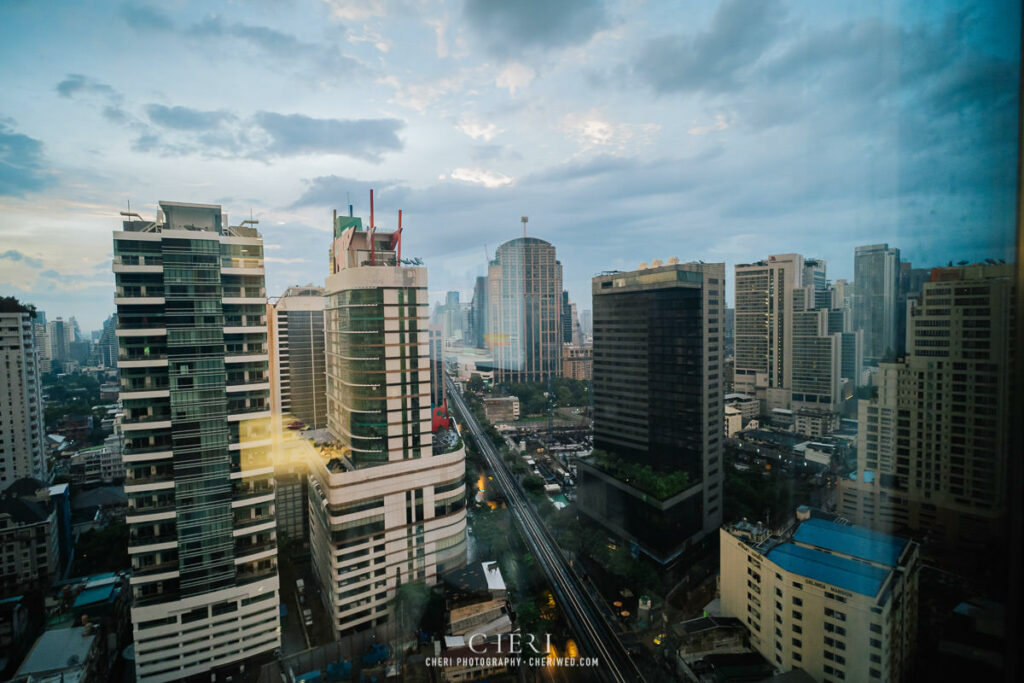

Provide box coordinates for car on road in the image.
[302,608,313,627]
[653,633,667,646]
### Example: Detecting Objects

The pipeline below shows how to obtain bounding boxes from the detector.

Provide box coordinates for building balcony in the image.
[132,559,179,577]
[233,516,276,533]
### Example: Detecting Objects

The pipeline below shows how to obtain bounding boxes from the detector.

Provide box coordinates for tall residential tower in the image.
[0,303,46,488]
[114,202,279,682]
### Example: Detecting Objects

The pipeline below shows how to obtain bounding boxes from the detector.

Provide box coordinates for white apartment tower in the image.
[0,306,47,487]
[310,207,467,635]
[735,255,842,429]
[114,202,279,682]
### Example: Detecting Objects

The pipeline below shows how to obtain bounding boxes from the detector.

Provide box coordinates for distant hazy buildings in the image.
[486,237,563,384]
[720,512,919,682]
[268,285,327,430]
[854,244,901,366]
[578,260,724,564]
[839,264,1013,547]
[312,208,467,635]
[0,305,46,488]
[97,313,119,368]
[469,276,488,348]
[114,202,280,681]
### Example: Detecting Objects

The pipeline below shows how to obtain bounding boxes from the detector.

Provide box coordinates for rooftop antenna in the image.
[369,189,375,265]
[397,209,403,262]
[521,216,528,239]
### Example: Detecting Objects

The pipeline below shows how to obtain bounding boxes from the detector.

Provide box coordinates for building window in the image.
[792,596,803,606]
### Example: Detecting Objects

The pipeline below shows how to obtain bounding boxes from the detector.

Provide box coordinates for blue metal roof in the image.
[73,584,116,608]
[767,543,890,597]
[793,518,907,567]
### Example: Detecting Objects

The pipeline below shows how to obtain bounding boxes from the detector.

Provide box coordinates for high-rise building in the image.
[469,275,488,348]
[486,237,562,383]
[429,328,446,408]
[46,317,71,364]
[114,202,279,682]
[854,244,901,366]
[580,308,593,339]
[577,261,724,564]
[735,254,842,429]
[735,254,804,412]
[33,319,51,374]
[268,285,327,430]
[791,286,842,436]
[720,511,919,682]
[838,263,1013,547]
[311,208,467,635]
[442,290,462,342]
[0,304,46,488]
[560,290,573,343]
[896,262,930,358]
[97,313,119,368]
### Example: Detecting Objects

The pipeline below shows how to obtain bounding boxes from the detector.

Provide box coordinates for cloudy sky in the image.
[0,0,1018,330]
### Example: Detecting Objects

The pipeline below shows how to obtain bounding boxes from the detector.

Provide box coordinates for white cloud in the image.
[688,115,729,135]
[320,0,390,21]
[378,73,470,112]
[264,256,310,264]
[348,26,392,53]
[562,111,661,154]
[426,16,449,58]
[450,168,514,188]
[456,117,501,141]
[495,63,535,95]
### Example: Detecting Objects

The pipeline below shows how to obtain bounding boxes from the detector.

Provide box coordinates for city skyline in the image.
[1,0,1019,330]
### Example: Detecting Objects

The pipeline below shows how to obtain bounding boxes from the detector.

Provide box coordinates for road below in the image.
[447,377,643,683]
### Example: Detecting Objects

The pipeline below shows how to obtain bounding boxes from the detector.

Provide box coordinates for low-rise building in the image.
[794,409,838,438]
[724,394,759,424]
[68,434,124,486]
[0,479,64,596]
[724,406,743,439]
[443,561,511,638]
[720,511,918,682]
[13,625,100,683]
[0,595,30,677]
[482,396,519,423]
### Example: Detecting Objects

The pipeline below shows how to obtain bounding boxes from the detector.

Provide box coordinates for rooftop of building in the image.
[15,626,96,682]
[443,561,507,608]
[726,513,912,598]
[0,492,50,525]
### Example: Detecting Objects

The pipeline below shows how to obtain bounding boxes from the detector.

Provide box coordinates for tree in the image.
[0,296,37,317]
[522,475,545,494]
[466,374,486,393]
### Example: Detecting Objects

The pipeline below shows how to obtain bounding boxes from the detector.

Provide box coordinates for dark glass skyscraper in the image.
[577,260,724,564]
